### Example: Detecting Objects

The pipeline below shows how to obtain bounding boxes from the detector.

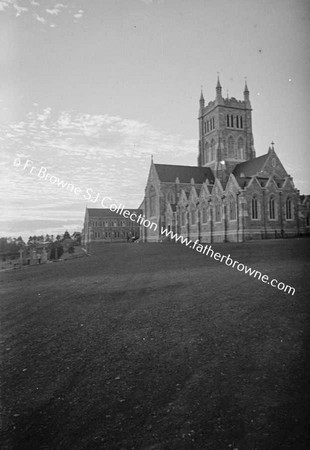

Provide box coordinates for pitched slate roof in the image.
[233,153,269,178]
[87,208,142,218]
[154,164,214,184]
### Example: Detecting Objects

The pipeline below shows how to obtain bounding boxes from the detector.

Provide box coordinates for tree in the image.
[0,238,7,253]
[0,237,21,258]
[68,244,75,254]
[50,247,56,259]
[72,232,81,245]
[16,237,25,248]
[63,230,71,240]
[50,242,64,259]
[57,245,64,258]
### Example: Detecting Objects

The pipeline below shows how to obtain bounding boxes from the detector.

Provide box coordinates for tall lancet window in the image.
[286,197,292,220]
[269,196,275,219]
[251,196,258,219]
[205,141,209,163]
[228,136,234,158]
[210,139,215,161]
[238,137,244,159]
[149,186,157,217]
[229,195,236,220]
[215,199,221,222]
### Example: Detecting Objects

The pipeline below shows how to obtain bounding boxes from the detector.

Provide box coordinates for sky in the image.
[1,0,310,240]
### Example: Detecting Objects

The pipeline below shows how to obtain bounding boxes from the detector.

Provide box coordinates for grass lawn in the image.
[1,239,310,449]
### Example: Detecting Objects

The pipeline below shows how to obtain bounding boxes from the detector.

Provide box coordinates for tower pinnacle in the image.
[199,86,205,109]
[216,73,221,89]
[243,78,250,105]
[216,74,222,101]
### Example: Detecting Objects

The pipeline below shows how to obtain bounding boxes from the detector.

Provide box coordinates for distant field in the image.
[1,239,310,449]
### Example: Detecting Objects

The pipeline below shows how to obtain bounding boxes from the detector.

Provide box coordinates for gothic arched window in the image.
[228,136,234,158]
[149,186,157,217]
[229,196,236,220]
[230,115,234,127]
[205,141,209,163]
[167,191,175,204]
[269,196,275,220]
[181,210,186,226]
[227,114,230,127]
[236,116,239,128]
[215,199,221,222]
[191,209,196,225]
[211,139,216,161]
[240,116,243,128]
[202,206,208,223]
[286,197,292,220]
[251,196,258,219]
[238,137,244,159]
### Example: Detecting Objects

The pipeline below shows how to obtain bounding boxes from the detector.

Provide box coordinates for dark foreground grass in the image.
[1,239,310,449]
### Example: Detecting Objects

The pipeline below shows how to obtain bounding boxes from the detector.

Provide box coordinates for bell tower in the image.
[198,77,255,183]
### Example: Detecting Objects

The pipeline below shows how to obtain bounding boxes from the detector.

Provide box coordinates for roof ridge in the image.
[154,164,215,184]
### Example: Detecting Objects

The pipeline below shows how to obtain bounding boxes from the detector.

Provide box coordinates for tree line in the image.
[0,231,81,260]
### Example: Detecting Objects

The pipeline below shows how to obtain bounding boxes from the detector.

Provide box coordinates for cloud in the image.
[0,106,195,238]
[73,9,84,20]
[140,0,164,4]
[13,3,28,16]
[0,1,84,26]
[34,13,45,23]
[0,1,9,12]
[46,8,59,15]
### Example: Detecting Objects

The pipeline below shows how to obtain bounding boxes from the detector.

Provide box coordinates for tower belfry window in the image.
[211,139,215,160]
[230,115,234,127]
[228,136,234,158]
[236,116,239,128]
[227,115,230,127]
[205,141,209,163]
[238,137,244,159]
[240,116,243,128]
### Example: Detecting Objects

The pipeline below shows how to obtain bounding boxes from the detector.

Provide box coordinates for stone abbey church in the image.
[140,78,310,243]
[82,78,309,245]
